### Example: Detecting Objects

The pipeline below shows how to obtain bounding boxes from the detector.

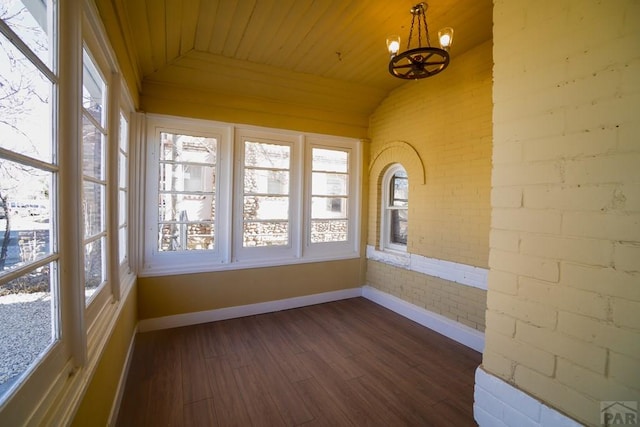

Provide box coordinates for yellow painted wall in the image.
[139,51,379,139]
[71,284,138,426]
[485,1,640,425]
[368,41,493,268]
[365,41,492,331]
[137,259,362,320]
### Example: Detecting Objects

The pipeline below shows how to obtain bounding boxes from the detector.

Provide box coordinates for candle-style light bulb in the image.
[438,27,454,51]
[386,35,401,57]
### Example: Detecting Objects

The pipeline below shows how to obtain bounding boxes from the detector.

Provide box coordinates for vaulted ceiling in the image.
[100,0,492,130]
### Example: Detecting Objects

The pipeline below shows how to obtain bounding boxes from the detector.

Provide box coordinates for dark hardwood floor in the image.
[116,297,481,426]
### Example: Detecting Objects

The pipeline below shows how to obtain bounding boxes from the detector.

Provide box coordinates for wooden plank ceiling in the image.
[108,0,492,122]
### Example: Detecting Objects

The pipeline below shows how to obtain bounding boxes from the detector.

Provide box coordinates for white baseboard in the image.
[107,326,138,427]
[137,286,485,353]
[138,288,363,332]
[362,285,485,353]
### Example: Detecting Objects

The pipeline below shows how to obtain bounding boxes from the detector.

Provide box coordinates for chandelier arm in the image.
[423,60,447,66]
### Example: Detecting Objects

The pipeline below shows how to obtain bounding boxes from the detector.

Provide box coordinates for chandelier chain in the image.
[421,9,432,47]
[407,13,417,50]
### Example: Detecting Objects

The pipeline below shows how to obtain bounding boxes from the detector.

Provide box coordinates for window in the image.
[0,1,134,421]
[238,136,294,252]
[310,148,349,243]
[144,118,230,272]
[382,164,408,251]
[82,47,108,303]
[143,119,360,275]
[158,131,217,252]
[118,111,129,266]
[0,0,59,405]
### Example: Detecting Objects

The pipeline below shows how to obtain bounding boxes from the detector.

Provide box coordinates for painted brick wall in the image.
[368,40,493,268]
[484,1,640,425]
[367,260,487,331]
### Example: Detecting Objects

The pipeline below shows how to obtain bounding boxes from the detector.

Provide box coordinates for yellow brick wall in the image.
[485,1,640,425]
[368,40,493,268]
[367,260,487,331]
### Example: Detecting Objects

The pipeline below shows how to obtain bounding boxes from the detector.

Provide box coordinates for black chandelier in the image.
[386,2,453,79]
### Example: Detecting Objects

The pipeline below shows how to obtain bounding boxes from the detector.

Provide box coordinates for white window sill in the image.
[139,251,361,278]
[365,246,410,268]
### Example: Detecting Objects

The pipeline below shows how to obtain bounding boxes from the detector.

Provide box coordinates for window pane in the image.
[243,222,288,247]
[160,133,216,163]
[244,196,289,221]
[1,1,52,68]
[0,161,52,273]
[244,141,289,169]
[119,226,126,264]
[311,220,348,243]
[119,112,129,152]
[0,33,53,163]
[157,131,217,253]
[311,196,347,219]
[0,262,56,397]
[82,117,104,180]
[390,209,408,245]
[312,172,347,196]
[118,112,128,265]
[391,174,408,207]
[158,222,214,252]
[159,193,214,222]
[118,189,126,225]
[83,182,104,238]
[243,196,288,220]
[85,236,105,301]
[160,162,215,192]
[312,148,347,173]
[244,169,289,195]
[82,49,106,126]
[243,141,290,247]
[310,147,350,244]
[118,151,127,188]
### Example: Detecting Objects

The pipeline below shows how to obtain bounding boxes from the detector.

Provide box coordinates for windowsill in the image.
[139,251,361,278]
[365,246,410,267]
[365,245,488,290]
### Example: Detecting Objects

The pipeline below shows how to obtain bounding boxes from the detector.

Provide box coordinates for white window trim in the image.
[143,115,233,273]
[233,128,302,263]
[303,136,360,259]
[381,163,408,253]
[140,116,361,277]
[0,0,138,424]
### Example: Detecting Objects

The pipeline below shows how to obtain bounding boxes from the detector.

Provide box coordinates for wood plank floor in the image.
[116,297,481,426]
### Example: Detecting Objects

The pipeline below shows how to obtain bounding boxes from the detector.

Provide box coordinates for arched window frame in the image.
[381,164,408,252]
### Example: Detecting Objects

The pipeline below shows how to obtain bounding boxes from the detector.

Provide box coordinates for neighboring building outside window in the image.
[241,139,291,248]
[310,147,349,243]
[158,131,217,252]
[382,164,408,252]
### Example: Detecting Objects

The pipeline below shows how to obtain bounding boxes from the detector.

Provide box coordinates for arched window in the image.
[381,164,408,251]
